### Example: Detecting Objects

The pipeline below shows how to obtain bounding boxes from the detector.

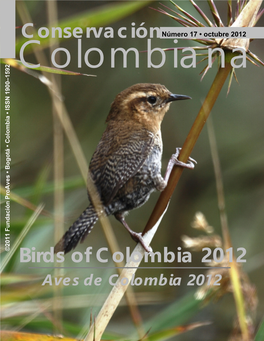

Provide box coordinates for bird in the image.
[54,83,196,254]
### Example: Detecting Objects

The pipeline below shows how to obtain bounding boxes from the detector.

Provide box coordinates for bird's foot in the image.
[162,147,197,185]
[115,212,152,253]
[130,231,153,253]
[171,147,197,169]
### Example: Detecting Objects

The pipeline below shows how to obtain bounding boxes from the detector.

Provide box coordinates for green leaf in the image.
[16,1,152,54]
[2,59,95,76]
[12,175,84,198]
[148,322,210,341]
[255,317,264,341]
[144,291,204,333]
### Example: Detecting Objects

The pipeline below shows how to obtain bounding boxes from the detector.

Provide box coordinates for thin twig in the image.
[85,58,233,341]
[0,204,44,274]
[46,0,64,333]
[143,58,233,236]
[85,205,169,341]
[207,116,249,340]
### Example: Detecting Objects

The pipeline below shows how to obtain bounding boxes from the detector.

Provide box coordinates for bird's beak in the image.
[167,93,192,103]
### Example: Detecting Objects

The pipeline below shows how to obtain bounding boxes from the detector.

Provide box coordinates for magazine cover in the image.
[1,1,264,340]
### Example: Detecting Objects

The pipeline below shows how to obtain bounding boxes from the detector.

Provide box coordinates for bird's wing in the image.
[89,128,155,205]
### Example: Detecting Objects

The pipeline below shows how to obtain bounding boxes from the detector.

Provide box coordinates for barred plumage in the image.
[54,83,194,254]
[54,205,98,254]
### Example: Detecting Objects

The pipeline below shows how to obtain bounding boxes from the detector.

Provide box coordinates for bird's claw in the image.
[171,147,197,169]
[131,232,153,253]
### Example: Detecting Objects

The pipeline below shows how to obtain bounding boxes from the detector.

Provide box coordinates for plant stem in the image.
[207,116,249,340]
[85,207,168,341]
[86,58,233,341]
[143,60,233,235]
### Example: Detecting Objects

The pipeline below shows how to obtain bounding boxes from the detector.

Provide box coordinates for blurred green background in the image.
[1,1,264,340]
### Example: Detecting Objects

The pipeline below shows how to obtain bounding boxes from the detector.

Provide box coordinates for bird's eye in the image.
[147,96,157,105]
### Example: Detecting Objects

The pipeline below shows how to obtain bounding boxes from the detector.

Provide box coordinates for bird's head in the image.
[106,83,191,133]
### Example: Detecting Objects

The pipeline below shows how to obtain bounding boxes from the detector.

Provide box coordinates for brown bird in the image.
[54,83,196,254]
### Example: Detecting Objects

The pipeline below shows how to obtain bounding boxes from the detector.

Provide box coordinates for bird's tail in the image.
[54,204,98,254]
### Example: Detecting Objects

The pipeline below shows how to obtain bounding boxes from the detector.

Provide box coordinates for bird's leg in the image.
[164,147,196,184]
[114,212,152,253]
[154,148,196,191]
